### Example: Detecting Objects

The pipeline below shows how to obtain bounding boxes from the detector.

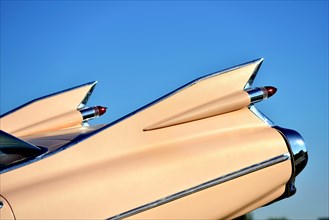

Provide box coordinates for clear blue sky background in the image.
[1,1,328,219]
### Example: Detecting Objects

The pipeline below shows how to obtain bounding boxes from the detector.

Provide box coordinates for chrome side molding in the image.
[109,154,290,220]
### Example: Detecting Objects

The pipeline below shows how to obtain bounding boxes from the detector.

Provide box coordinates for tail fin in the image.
[0,81,97,137]
[143,58,263,130]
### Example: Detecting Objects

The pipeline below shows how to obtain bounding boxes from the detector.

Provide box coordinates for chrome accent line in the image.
[77,81,97,109]
[108,153,290,220]
[274,127,308,177]
[249,105,275,126]
[244,58,263,89]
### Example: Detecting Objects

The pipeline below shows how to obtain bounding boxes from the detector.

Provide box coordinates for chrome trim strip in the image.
[78,81,97,109]
[108,153,290,220]
[249,105,275,126]
[244,58,263,89]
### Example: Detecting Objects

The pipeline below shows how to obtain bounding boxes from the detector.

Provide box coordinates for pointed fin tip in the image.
[88,81,98,86]
[189,58,265,87]
[78,81,98,109]
[243,58,265,89]
[254,58,264,64]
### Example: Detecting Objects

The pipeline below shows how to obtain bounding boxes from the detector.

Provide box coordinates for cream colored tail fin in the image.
[0,81,97,137]
[143,58,263,131]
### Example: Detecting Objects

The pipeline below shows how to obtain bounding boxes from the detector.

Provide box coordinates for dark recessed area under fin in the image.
[0,130,46,171]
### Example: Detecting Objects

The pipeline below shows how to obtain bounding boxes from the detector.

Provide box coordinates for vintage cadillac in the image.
[0,58,308,219]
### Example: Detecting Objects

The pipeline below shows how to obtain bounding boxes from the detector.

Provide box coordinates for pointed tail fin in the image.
[143,58,264,131]
[0,81,97,137]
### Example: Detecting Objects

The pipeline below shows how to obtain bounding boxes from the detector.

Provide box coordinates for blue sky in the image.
[1,1,328,219]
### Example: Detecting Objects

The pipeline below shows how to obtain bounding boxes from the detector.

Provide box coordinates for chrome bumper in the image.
[266,126,308,204]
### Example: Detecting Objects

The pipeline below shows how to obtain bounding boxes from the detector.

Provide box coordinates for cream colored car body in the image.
[0,59,307,219]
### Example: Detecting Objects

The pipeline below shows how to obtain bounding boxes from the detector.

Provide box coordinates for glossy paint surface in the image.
[0,61,293,219]
[1,2,327,218]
